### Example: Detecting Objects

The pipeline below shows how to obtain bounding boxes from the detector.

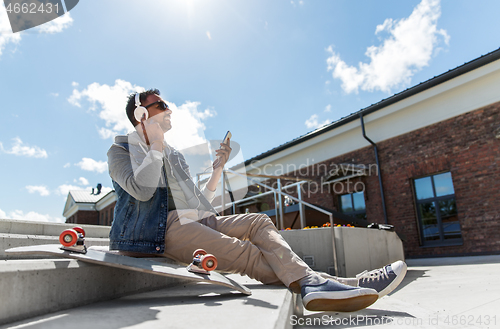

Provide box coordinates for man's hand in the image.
[213,139,232,170]
[140,118,164,152]
[144,120,164,144]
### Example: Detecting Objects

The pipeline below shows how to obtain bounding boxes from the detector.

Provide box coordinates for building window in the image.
[339,192,367,220]
[413,172,462,246]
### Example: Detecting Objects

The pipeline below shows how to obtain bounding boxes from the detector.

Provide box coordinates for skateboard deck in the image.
[6,244,251,295]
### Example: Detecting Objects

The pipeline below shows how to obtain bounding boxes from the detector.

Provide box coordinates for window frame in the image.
[413,172,463,247]
[338,191,367,220]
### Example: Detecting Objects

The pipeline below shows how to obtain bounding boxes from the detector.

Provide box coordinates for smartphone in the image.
[222,131,232,145]
[214,131,231,168]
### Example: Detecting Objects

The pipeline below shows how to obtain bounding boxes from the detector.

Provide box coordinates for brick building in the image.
[236,49,500,258]
[63,189,116,226]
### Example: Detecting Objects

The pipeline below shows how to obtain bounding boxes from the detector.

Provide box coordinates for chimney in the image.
[96,183,102,195]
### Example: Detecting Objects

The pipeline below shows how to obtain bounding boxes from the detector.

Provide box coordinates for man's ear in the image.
[134,106,149,122]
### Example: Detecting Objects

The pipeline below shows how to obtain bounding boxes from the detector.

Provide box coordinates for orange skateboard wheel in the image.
[73,226,85,237]
[201,254,217,271]
[60,229,78,247]
[193,249,207,257]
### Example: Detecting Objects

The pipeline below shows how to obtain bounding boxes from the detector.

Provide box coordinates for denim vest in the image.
[109,142,217,254]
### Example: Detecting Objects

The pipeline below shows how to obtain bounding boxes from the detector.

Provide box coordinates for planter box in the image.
[280,227,404,277]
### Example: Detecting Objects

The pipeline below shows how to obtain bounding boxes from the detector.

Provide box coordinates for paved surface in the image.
[2,255,499,329]
[295,255,500,329]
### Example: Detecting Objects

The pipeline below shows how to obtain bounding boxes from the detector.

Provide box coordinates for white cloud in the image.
[97,127,115,139]
[324,105,332,113]
[50,92,59,97]
[305,114,331,129]
[36,12,73,34]
[56,184,111,197]
[0,208,64,223]
[68,79,143,136]
[0,137,48,158]
[69,79,217,152]
[0,4,72,59]
[0,3,21,58]
[75,157,108,173]
[63,162,71,168]
[165,101,216,151]
[26,185,50,196]
[75,177,89,186]
[56,184,89,196]
[206,31,212,40]
[326,0,449,94]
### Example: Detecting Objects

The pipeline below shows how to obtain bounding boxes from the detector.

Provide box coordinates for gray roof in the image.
[244,47,500,166]
[69,190,112,203]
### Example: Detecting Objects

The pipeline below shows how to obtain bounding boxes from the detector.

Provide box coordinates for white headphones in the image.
[134,93,149,123]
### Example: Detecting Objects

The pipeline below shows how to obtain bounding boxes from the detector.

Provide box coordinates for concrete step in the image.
[1,270,295,329]
[0,258,190,326]
[0,218,110,238]
[0,219,296,329]
[0,219,111,259]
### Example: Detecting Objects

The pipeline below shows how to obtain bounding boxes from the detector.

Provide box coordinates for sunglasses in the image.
[145,100,169,110]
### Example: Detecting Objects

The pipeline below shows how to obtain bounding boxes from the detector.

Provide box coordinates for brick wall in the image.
[377,102,500,257]
[73,210,99,225]
[98,202,116,226]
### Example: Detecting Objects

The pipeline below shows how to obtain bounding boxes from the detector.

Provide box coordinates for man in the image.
[107,89,407,312]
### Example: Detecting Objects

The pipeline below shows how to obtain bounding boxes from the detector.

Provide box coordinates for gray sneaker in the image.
[357,260,407,297]
[301,279,378,312]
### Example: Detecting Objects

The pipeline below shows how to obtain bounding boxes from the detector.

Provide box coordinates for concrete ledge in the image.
[281,226,405,277]
[0,218,110,238]
[0,219,111,259]
[1,274,294,329]
[0,258,189,326]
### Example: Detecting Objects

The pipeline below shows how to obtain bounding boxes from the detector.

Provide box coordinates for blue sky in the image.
[1,0,500,223]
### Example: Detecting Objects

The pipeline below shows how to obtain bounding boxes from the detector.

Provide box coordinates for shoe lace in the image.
[357,266,389,283]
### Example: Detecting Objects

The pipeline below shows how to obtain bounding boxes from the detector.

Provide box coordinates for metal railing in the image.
[207,168,339,275]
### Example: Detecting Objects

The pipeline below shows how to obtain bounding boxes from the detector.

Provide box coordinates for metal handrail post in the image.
[329,214,338,276]
[273,191,277,227]
[221,170,226,216]
[297,182,306,229]
[277,179,284,230]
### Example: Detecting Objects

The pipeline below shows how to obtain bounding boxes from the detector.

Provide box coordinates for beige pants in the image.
[162,210,314,287]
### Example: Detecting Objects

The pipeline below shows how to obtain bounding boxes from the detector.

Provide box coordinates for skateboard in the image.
[5,227,251,296]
